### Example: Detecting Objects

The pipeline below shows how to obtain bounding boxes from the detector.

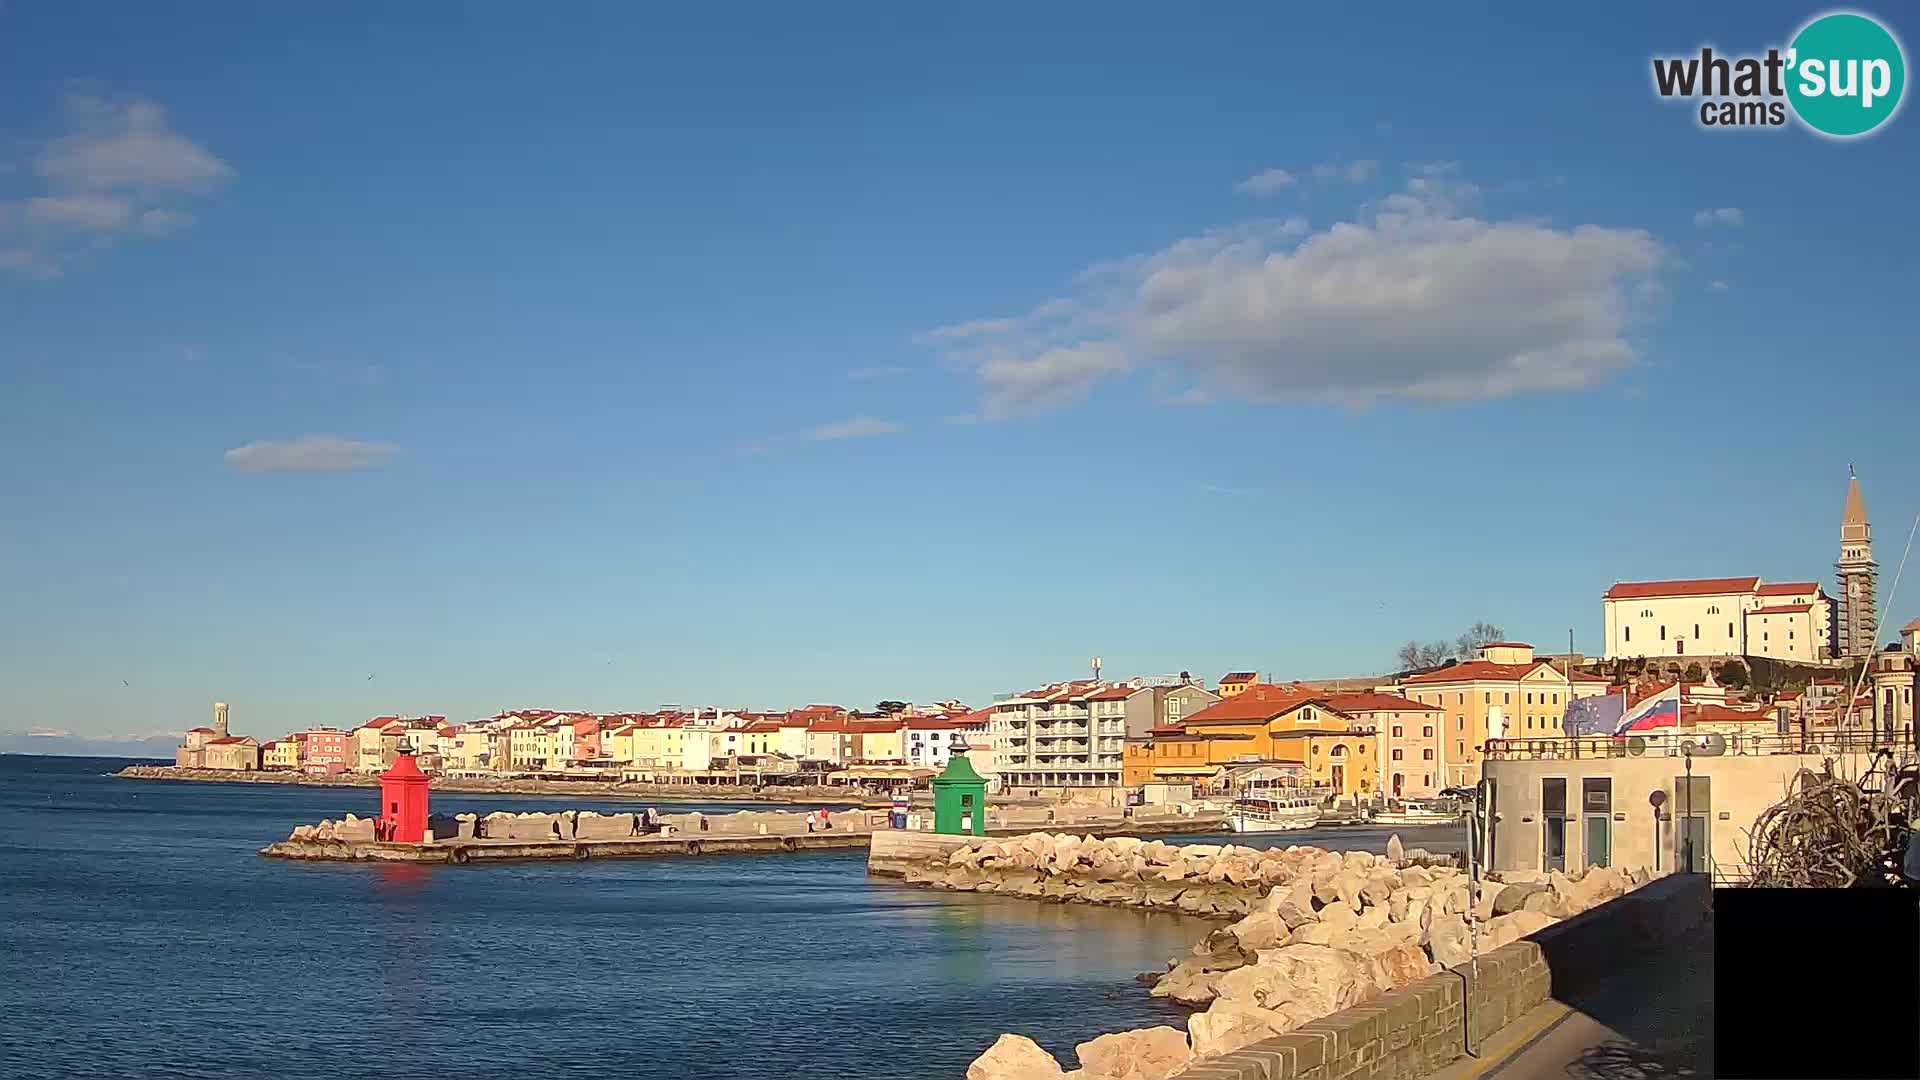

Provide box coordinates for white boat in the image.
[1369,798,1462,827]
[1227,782,1325,833]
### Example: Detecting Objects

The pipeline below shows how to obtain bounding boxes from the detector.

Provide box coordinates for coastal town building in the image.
[296,729,348,775]
[1321,691,1443,800]
[202,735,260,771]
[1481,726,1881,880]
[1121,684,1379,798]
[1217,672,1259,698]
[904,716,963,768]
[1601,578,1835,662]
[262,739,298,770]
[175,726,215,768]
[1869,645,1915,747]
[1389,642,1612,790]
[1837,469,1879,659]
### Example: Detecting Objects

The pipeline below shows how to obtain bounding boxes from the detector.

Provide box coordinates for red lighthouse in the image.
[377,754,430,843]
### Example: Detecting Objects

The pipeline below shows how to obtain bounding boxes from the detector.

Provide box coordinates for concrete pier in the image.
[262,831,871,863]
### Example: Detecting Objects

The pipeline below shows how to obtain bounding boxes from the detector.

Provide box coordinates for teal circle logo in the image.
[1787,11,1906,137]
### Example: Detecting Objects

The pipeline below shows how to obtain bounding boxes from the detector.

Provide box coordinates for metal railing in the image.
[1483,730,1891,761]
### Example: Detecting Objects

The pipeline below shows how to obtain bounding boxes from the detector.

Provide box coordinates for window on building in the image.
[1504,693,1511,704]
[1392,749,1403,760]
[1392,725,1403,737]
[1458,717,1465,730]
[1457,741,1466,755]
[1707,605,1719,615]
[1659,625,1666,640]
[1694,623,1700,638]
[1424,773,1432,785]
[1423,725,1434,737]
[1624,627,1630,642]
[1728,622,1734,637]
[1483,693,1490,705]
[1423,749,1434,760]
[1526,693,1533,705]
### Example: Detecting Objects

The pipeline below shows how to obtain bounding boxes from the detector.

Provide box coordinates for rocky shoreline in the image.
[912,833,1654,1080]
[112,764,889,806]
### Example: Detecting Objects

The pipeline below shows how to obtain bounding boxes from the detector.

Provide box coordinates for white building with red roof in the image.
[1602,577,1833,662]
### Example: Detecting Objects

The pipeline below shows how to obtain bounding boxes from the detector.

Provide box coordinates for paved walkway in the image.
[1435,918,1715,1080]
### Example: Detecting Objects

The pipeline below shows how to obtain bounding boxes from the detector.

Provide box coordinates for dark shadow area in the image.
[1565,1040,1702,1080]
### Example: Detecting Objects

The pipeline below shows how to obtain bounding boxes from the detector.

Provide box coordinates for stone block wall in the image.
[1169,873,1708,1080]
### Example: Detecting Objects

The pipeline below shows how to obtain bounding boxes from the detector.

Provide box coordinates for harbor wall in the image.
[1165,872,1710,1080]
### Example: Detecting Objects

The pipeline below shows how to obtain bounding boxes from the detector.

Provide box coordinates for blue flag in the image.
[1562,693,1625,737]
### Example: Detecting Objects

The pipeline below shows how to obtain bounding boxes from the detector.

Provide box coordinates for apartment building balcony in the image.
[1034,728,1090,739]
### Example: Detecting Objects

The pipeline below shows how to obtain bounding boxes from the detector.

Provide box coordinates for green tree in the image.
[875,700,909,715]
[1718,660,1749,688]
[1683,662,1705,683]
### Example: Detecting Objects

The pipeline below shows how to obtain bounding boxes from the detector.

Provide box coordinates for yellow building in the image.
[262,739,299,771]
[629,720,689,769]
[1391,642,1612,789]
[1217,672,1260,698]
[1121,685,1378,797]
[603,725,638,765]
[850,720,904,763]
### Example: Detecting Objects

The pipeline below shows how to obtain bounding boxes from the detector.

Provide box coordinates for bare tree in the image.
[1398,640,1454,671]
[1454,622,1507,660]
[1396,641,1425,671]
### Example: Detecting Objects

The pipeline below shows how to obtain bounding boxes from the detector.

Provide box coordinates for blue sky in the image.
[4,3,1917,743]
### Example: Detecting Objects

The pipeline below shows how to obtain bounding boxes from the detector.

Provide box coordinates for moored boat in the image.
[1369,797,1463,826]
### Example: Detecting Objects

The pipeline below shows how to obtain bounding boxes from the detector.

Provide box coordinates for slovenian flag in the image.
[1616,683,1681,734]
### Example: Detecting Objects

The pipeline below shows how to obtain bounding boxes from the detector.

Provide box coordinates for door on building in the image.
[1676,639,1685,655]
[1582,778,1612,869]
[1392,772,1404,798]
[1542,777,1568,872]
[1330,764,1345,794]
[1676,776,1711,873]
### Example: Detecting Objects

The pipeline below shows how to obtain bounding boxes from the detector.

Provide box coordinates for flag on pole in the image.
[1562,692,1625,736]
[1616,683,1682,733]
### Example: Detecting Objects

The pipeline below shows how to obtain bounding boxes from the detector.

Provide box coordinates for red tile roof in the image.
[206,736,255,745]
[847,719,902,734]
[1402,660,1549,684]
[1321,691,1439,714]
[1603,577,1760,600]
[1750,604,1813,615]
[1086,685,1140,702]
[903,716,960,730]
[1756,582,1820,596]
[1180,685,1324,724]
[741,720,783,733]
[186,727,215,734]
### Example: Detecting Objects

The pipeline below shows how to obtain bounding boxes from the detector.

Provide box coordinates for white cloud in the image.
[0,246,62,279]
[36,96,231,193]
[1709,280,1730,292]
[803,416,903,441]
[1693,207,1743,228]
[1312,159,1378,183]
[25,193,132,230]
[140,208,193,235]
[915,315,1025,343]
[919,172,1662,414]
[3,93,227,276]
[224,436,399,473]
[1235,168,1297,195]
[847,365,910,380]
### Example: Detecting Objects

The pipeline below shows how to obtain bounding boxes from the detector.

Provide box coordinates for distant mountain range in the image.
[0,731,182,758]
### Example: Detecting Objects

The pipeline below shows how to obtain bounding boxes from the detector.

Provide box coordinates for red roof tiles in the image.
[1750,604,1813,615]
[1321,691,1439,714]
[1756,582,1820,596]
[1603,577,1760,600]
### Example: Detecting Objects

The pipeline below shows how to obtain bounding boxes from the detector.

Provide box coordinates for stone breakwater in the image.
[265,807,881,862]
[115,764,885,806]
[883,832,1456,920]
[928,833,1655,1080]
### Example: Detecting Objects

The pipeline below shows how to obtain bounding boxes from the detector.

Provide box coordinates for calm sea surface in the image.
[0,754,1462,1080]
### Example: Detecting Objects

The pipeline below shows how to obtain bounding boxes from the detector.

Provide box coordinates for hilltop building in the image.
[1601,578,1834,663]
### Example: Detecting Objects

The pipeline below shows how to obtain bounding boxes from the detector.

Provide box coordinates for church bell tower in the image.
[1836,467,1878,659]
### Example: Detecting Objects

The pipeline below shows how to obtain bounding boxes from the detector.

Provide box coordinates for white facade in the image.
[990,682,1130,788]
[904,723,960,767]
[1603,578,1832,661]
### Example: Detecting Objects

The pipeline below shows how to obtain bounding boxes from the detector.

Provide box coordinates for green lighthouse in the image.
[931,739,988,836]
